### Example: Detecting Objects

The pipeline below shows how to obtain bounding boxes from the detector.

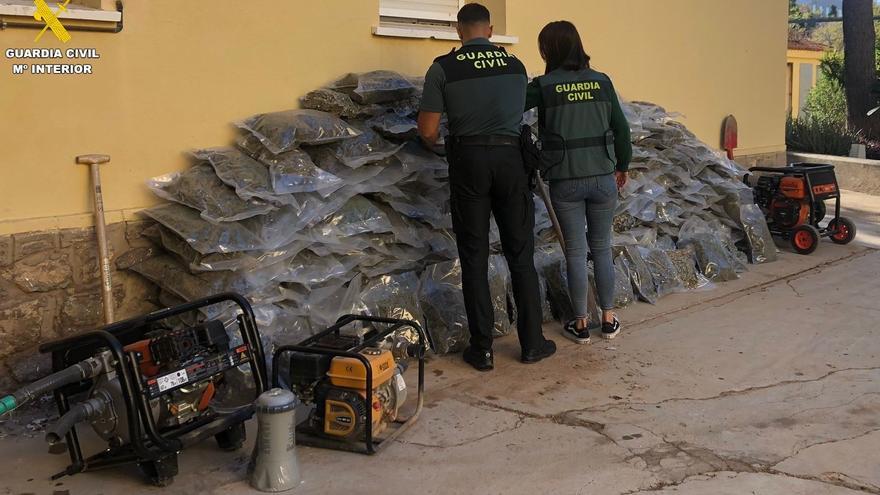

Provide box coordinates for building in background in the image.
[787,36,828,118]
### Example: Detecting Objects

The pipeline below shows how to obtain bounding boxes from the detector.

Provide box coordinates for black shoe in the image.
[563,319,591,345]
[601,315,621,340]
[463,346,494,372]
[521,339,557,364]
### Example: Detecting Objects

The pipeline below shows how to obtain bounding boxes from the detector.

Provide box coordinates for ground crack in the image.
[559,366,880,416]
[396,415,527,449]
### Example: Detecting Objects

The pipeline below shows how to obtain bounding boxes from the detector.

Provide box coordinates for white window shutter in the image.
[379,0,463,22]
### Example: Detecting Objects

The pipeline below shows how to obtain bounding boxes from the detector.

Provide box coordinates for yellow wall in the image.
[0,0,788,235]
[787,49,824,118]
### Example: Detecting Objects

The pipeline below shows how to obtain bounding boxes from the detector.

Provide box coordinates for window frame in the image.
[373,0,518,44]
[379,0,463,23]
[0,0,121,24]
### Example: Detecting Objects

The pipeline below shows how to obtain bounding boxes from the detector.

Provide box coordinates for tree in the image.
[843,0,880,136]
[830,5,839,18]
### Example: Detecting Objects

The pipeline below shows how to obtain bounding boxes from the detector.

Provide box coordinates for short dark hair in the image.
[538,21,591,75]
[457,3,490,25]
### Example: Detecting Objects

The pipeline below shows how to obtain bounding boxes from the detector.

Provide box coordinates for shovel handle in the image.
[76,154,111,166]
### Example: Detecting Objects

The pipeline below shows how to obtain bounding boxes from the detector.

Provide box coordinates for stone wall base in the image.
[0,221,159,391]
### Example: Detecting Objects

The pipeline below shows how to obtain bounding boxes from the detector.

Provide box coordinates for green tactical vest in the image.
[536,68,617,181]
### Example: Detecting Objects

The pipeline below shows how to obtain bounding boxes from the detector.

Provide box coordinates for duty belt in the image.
[542,132,613,151]
[452,135,520,147]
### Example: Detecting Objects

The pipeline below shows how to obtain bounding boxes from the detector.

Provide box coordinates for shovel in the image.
[76,154,115,324]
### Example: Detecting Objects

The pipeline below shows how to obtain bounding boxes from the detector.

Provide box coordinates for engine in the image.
[750,174,810,229]
[289,344,407,441]
[38,320,253,447]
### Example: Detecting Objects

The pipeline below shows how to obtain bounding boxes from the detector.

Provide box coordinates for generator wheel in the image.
[791,225,820,255]
[829,217,857,245]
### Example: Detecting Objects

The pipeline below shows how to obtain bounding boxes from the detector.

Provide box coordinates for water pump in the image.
[0,293,268,486]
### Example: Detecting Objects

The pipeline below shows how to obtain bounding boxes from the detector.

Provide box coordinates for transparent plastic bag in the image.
[316,195,393,239]
[417,256,511,355]
[147,164,276,223]
[303,277,368,331]
[144,224,309,273]
[257,306,314,357]
[639,247,684,298]
[192,147,298,208]
[612,256,635,308]
[299,88,382,119]
[142,203,264,254]
[325,123,404,168]
[677,233,741,282]
[235,109,361,154]
[395,140,449,172]
[488,255,513,337]
[541,252,572,322]
[280,250,348,289]
[360,271,423,324]
[331,70,417,105]
[418,260,468,355]
[143,202,331,254]
[534,244,564,322]
[613,212,641,234]
[541,254,601,325]
[237,134,344,195]
[367,113,418,140]
[369,202,429,248]
[666,248,714,290]
[739,203,778,264]
[126,253,288,305]
[376,183,451,229]
[616,245,658,304]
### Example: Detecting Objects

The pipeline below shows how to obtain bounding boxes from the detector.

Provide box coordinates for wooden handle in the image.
[76,154,111,165]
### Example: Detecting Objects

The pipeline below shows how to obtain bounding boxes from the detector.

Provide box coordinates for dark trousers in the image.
[448,143,544,353]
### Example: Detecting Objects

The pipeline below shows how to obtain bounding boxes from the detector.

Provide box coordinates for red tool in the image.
[722,115,738,160]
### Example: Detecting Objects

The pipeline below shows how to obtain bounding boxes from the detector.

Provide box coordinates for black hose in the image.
[45,397,107,445]
[0,357,103,415]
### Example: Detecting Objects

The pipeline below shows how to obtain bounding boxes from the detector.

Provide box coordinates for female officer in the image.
[525,21,632,343]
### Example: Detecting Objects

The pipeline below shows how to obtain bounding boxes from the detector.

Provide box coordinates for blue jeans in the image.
[549,173,618,317]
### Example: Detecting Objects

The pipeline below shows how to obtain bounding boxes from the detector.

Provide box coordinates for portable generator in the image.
[745,163,856,254]
[0,293,267,486]
[272,315,426,454]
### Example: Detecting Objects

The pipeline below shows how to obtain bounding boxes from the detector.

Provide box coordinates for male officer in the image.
[417,3,555,371]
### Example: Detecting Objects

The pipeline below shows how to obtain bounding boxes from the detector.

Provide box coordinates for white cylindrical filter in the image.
[248,388,301,492]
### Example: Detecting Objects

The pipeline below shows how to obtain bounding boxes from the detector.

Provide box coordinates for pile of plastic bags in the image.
[125,70,776,355]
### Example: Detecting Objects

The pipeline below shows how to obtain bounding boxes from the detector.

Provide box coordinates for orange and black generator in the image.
[745,163,856,254]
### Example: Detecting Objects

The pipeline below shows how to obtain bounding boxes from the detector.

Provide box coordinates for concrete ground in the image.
[1,190,878,495]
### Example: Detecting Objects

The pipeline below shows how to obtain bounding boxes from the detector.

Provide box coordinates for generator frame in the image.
[749,163,842,239]
[40,292,268,483]
[272,314,427,455]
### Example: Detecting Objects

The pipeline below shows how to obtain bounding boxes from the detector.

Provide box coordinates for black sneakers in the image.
[521,339,557,364]
[601,315,621,340]
[463,346,494,372]
[562,319,591,344]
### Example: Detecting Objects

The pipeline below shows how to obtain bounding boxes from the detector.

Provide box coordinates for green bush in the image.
[786,114,856,156]
[803,73,847,128]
